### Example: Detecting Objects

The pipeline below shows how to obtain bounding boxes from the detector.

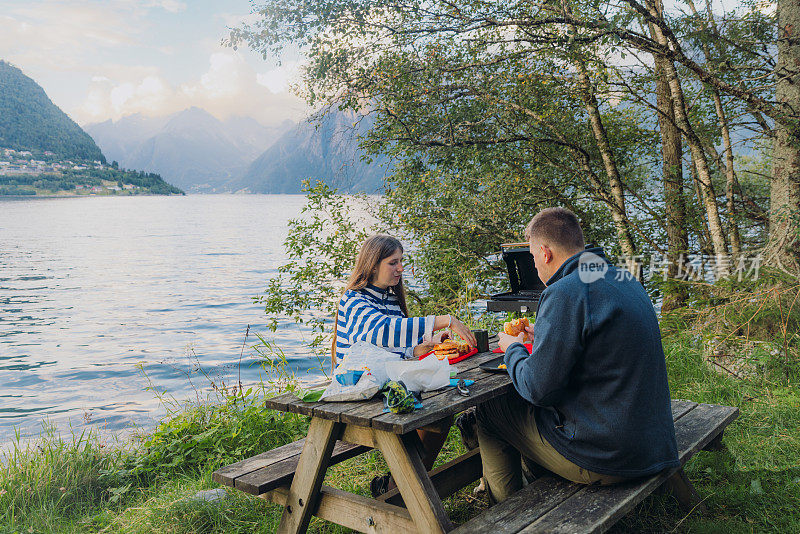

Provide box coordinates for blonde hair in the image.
[331,235,409,371]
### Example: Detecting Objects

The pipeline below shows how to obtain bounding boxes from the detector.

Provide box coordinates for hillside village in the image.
[0,147,182,196]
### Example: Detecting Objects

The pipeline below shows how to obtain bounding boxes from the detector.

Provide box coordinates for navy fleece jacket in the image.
[504,247,680,477]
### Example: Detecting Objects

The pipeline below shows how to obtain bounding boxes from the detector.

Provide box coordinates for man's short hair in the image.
[525,207,585,252]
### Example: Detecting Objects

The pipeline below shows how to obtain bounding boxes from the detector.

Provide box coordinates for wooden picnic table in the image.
[257,346,510,534]
[214,343,739,534]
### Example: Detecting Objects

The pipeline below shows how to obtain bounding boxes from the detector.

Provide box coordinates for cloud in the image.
[3,1,308,126]
[256,60,301,94]
[143,0,187,13]
[0,6,135,71]
[78,52,307,126]
[195,53,243,98]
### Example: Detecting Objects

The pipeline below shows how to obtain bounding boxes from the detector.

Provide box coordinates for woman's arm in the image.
[432,315,477,346]
[342,294,476,349]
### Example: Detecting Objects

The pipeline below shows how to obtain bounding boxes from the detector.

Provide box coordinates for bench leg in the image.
[702,431,726,452]
[277,418,342,534]
[665,467,707,514]
[374,429,454,533]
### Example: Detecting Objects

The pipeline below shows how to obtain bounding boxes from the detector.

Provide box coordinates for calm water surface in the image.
[0,195,326,447]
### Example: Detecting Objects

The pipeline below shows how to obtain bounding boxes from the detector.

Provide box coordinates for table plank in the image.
[348,364,495,432]
[372,369,513,434]
[267,348,501,428]
[334,356,501,428]
[310,399,368,422]
[264,392,296,412]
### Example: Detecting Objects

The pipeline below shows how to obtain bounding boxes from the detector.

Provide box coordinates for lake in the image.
[0,194,329,447]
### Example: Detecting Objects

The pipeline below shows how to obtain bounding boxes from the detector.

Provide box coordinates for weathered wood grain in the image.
[374,429,454,533]
[263,485,417,534]
[382,447,483,507]
[372,370,513,434]
[234,440,368,496]
[277,418,342,533]
[263,392,296,412]
[516,403,739,534]
[451,476,581,534]
[212,438,305,488]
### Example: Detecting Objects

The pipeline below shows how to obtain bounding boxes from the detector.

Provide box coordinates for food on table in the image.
[434,341,459,360]
[503,317,531,341]
[434,340,473,361]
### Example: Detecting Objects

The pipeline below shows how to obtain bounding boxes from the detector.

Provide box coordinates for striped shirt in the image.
[335,284,435,364]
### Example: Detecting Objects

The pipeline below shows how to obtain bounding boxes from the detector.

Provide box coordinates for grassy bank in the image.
[2,321,799,533]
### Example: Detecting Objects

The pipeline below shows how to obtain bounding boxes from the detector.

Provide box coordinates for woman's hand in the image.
[413,343,433,358]
[431,330,450,345]
[449,317,477,347]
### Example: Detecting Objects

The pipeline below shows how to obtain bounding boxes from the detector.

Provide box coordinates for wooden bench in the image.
[212,438,371,495]
[212,398,737,533]
[451,399,739,534]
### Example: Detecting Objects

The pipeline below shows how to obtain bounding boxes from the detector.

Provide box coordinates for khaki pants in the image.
[476,391,627,503]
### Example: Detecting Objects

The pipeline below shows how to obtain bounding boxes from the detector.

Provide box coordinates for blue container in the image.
[335,370,364,386]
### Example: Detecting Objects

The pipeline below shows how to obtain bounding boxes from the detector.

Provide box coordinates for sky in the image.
[1,0,308,126]
[1,0,753,128]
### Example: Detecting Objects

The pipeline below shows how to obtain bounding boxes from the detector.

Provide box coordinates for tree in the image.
[230,0,793,297]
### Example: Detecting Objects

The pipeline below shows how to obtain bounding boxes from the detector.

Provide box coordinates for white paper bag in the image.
[320,341,397,402]
[384,355,450,392]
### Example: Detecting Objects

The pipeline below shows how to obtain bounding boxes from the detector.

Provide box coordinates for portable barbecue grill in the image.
[487,242,545,313]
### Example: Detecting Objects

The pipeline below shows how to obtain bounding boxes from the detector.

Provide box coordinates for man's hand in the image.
[498,331,525,352]
[524,324,534,342]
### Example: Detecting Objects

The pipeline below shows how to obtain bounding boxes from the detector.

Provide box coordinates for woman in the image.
[332,234,475,368]
[332,234,476,496]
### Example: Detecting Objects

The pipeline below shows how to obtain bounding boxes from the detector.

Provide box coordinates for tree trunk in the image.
[645,0,729,261]
[573,58,638,261]
[653,50,689,310]
[768,0,800,272]
[686,0,741,255]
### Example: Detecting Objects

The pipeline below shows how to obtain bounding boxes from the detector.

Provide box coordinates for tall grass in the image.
[2,279,799,532]
[0,428,127,532]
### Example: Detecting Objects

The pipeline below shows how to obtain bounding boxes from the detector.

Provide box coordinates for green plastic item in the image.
[380,380,417,414]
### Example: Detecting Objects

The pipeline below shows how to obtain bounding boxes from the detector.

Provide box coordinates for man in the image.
[476,207,679,503]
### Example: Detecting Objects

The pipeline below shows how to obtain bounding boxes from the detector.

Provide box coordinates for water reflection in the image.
[0,195,326,447]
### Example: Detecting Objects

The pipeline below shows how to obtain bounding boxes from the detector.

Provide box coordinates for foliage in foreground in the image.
[0,386,308,533]
[3,309,800,533]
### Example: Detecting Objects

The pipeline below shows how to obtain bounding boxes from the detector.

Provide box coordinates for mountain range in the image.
[232,112,388,194]
[1,56,387,194]
[86,109,388,194]
[85,108,293,193]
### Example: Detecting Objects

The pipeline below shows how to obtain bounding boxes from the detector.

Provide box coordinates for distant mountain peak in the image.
[85,107,297,193]
[232,110,388,194]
